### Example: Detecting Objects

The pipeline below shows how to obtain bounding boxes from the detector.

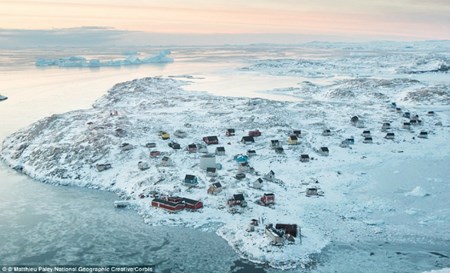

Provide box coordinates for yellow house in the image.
[288,135,298,145]
[160,131,170,140]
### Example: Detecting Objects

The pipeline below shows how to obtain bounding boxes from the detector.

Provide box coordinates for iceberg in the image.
[35,50,173,68]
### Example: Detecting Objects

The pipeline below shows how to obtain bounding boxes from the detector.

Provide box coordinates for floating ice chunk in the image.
[405,186,430,197]
[363,219,385,226]
[404,209,419,215]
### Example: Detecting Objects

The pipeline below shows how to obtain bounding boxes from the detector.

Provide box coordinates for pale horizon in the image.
[2,0,450,42]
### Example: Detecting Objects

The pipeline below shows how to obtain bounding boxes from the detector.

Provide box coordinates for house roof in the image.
[216,146,225,151]
[301,154,309,158]
[289,135,298,140]
[241,136,255,142]
[182,198,202,205]
[227,128,235,132]
[255,178,263,183]
[205,136,218,141]
[185,174,197,180]
[152,198,183,207]
[188,144,197,148]
[271,140,279,143]
[233,194,245,201]
[161,156,170,161]
[320,147,329,152]
[264,193,274,197]
[213,182,222,188]
[206,167,216,172]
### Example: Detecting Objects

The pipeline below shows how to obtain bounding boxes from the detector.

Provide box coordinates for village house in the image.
[270,140,281,149]
[396,107,402,113]
[418,131,428,139]
[300,154,310,162]
[241,136,255,144]
[385,132,395,140]
[226,128,236,136]
[234,154,248,163]
[138,161,149,171]
[207,182,222,195]
[110,110,119,116]
[322,129,332,136]
[381,122,391,131]
[265,224,285,245]
[350,116,359,126]
[206,167,217,177]
[293,130,302,137]
[402,122,411,130]
[306,187,319,197]
[159,131,170,140]
[168,141,181,149]
[318,147,329,156]
[150,150,161,158]
[361,130,371,138]
[235,173,246,180]
[183,198,204,211]
[120,143,134,151]
[227,193,247,207]
[264,170,275,182]
[261,193,275,206]
[275,147,285,154]
[239,162,251,172]
[187,143,198,153]
[184,174,199,186]
[151,197,185,213]
[160,156,172,167]
[253,178,264,189]
[247,150,257,157]
[96,163,111,172]
[145,142,156,148]
[288,135,298,145]
[275,224,299,238]
[363,137,373,144]
[215,146,225,156]
[248,130,262,137]
[403,112,411,119]
[151,196,203,212]
[427,111,435,116]
[203,135,219,145]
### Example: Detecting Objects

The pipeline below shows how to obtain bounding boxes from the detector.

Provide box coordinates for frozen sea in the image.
[0,45,449,273]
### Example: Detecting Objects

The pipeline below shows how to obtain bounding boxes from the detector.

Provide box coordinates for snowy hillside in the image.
[1,75,449,269]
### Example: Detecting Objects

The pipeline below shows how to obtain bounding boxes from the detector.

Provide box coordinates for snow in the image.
[2,42,450,270]
[423,269,450,273]
[35,50,173,68]
[405,186,430,197]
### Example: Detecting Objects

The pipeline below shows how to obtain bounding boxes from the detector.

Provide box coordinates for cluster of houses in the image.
[104,103,437,246]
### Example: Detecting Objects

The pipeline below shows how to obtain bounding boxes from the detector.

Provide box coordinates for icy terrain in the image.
[1,73,449,269]
[35,50,173,67]
[2,42,450,270]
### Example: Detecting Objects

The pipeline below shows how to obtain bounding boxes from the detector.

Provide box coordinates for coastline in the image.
[2,76,449,269]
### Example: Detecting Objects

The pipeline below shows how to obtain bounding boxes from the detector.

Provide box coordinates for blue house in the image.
[184,174,198,186]
[234,154,249,163]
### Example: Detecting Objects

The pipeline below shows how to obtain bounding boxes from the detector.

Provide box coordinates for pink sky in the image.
[1,0,449,40]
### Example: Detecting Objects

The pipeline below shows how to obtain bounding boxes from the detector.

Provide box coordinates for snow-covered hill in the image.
[1,76,449,269]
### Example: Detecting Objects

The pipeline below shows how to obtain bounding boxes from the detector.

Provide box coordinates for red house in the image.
[248,130,261,137]
[203,136,219,145]
[261,193,275,206]
[183,198,203,210]
[150,150,161,157]
[151,198,185,212]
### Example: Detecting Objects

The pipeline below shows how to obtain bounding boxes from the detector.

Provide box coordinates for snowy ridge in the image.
[1,77,450,269]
